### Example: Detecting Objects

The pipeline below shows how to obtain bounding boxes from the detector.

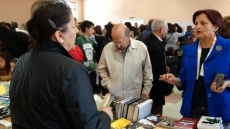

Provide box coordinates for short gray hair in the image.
[151,19,166,31]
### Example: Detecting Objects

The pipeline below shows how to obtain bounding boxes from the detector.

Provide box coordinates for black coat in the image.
[144,33,172,106]
[10,39,111,129]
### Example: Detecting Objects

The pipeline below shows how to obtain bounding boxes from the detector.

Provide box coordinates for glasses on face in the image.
[113,36,128,49]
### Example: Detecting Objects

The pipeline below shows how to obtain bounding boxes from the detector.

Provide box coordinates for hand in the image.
[101,107,113,121]
[210,81,229,93]
[159,73,178,85]
[141,94,150,100]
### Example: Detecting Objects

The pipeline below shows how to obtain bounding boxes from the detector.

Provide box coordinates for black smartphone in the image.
[213,73,225,88]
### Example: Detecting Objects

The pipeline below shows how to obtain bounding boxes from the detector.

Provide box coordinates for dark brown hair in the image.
[26,0,72,43]
[193,9,223,31]
[218,15,230,39]
[0,52,12,76]
[94,25,102,35]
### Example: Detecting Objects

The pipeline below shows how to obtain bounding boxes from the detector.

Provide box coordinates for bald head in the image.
[111,24,130,50]
[112,24,130,37]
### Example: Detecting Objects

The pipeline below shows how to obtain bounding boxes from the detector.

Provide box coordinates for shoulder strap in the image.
[166,33,173,42]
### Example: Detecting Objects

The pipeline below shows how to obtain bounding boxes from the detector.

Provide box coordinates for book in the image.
[174,117,199,129]
[111,118,131,129]
[132,99,153,122]
[197,116,223,129]
[127,122,153,129]
[126,99,146,121]
[0,119,11,129]
[117,97,135,119]
[159,117,179,129]
[123,97,142,118]
[146,115,165,127]
[93,93,113,111]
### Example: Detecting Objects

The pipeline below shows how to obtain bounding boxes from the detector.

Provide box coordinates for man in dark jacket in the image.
[139,19,154,42]
[144,19,172,115]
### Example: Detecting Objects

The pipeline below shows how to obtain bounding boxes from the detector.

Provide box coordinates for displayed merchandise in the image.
[197,116,223,129]
[174,117,199,129]
[111,118,131,129]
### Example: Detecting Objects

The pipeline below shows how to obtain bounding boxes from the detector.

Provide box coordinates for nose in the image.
[116,44,121,48]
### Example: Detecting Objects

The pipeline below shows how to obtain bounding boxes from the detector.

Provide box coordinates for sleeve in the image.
[177,46,187,90]
[142,47,153,94]
[97,49,111,91]
[62,64,111,129]
[176,32,185,37]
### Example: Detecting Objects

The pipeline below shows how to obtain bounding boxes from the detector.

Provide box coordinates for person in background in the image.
[10,58,18,73]
[165,24,184,53]
[0,25,30,58]
[159,9,230,129]
[139,19,154,42]
[97,24,153,100]
[10,0,113,128]
[144,19,172,115]
[184,25,193,40]
[124,22,134,38]
[166,47,178,77]
[218,15,230,39]
[75,20,101,94]
[68,45,84,63]
[0,52,12,81]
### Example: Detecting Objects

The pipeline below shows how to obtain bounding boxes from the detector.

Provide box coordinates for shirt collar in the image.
[112,38,137,51]
[154,34,163,42]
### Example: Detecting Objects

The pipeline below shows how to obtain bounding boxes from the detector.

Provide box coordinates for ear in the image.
[53,31,64,44]
[214,25,219,32]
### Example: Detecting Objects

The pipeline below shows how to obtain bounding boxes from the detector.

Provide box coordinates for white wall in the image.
[83,0,230,27]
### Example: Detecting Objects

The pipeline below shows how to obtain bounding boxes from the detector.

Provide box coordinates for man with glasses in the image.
[97,24,153,100]
[143,19,172,115]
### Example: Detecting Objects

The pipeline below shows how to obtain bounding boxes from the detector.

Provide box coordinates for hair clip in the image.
[48,18,56,29]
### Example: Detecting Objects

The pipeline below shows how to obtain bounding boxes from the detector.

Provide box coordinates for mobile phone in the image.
[213,73,225,88]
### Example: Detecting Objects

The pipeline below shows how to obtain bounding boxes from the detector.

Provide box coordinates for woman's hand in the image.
[159,73,178,85]
[101,107,113,121]
[210,81,230,93]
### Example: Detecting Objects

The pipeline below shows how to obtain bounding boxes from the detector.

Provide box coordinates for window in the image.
[68,2,77,19]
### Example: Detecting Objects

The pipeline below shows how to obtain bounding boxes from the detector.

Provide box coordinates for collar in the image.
[154,34,163,42]
[38,39,73,59]
[187,34,226,57]
[112,38,137,51]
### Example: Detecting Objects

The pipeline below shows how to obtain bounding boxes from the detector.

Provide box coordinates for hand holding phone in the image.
[213,73,225,88]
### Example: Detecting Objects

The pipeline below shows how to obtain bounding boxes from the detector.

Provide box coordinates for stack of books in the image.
[197,116,223,129]
[173,117,199,129]
[114,97,153,121]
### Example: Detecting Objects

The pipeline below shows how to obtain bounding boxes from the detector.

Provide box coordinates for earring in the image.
[60,39,64,43]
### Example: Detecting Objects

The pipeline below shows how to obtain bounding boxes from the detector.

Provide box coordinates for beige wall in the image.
[83,0,230,26]
[0,0,230,28]
[0,0,83,28]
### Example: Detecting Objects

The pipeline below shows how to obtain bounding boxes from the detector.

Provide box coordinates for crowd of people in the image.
[1,0,230,128]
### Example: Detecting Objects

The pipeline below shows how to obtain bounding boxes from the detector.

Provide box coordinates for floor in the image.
[163,86,183,119]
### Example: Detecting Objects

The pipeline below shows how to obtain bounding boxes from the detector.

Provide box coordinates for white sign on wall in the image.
[120,19,144,26]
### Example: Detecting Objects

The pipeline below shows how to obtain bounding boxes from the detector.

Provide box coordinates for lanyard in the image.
[196,36,216,79]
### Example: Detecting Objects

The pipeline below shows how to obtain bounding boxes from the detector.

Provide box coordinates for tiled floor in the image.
[163,86,183,119]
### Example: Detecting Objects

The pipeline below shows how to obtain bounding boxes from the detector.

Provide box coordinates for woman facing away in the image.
[159,9,230,129]
[9,0,113,129]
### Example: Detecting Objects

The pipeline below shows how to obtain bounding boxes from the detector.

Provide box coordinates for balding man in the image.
[144,19,172,114]
[97,24,153,99]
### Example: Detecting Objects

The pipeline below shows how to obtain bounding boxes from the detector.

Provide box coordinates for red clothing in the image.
[69,45,84,63]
